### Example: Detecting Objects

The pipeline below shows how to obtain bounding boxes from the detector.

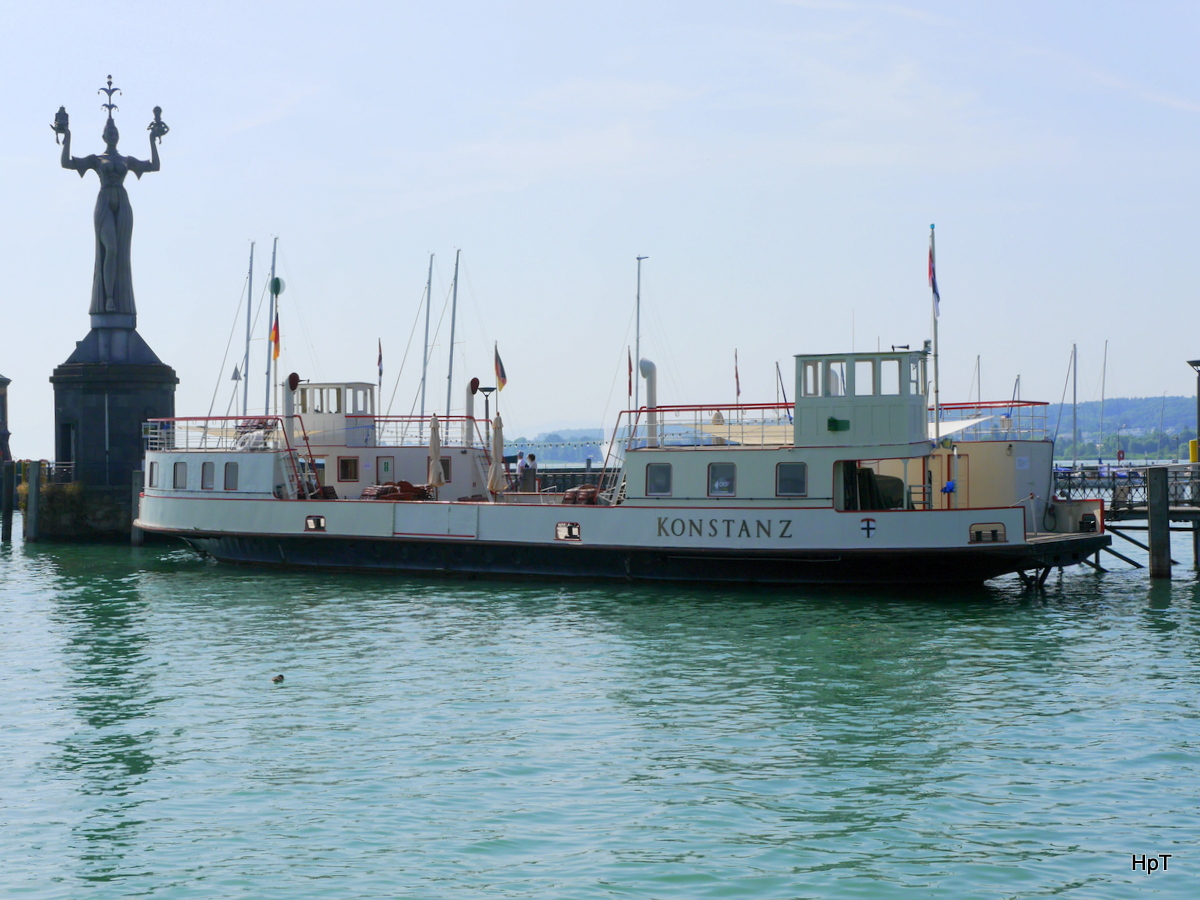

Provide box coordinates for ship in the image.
[135,348,1110,585]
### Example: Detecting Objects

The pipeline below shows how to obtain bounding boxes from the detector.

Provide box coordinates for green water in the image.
[2,525,1197,898]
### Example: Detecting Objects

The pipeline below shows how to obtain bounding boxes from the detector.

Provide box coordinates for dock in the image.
[1054,463,1200,576]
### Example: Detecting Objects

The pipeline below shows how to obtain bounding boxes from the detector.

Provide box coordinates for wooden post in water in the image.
[1,460,13,542]
[24,461,41,543]
[130,468,144,547]
[1147,466,1171,579]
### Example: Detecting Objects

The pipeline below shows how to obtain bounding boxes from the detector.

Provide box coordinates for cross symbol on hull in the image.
[861,518,876,538]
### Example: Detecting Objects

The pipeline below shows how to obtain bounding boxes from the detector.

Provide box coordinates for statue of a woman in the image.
[58,109,164,318]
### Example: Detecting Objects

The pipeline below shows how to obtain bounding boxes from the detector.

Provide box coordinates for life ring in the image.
[1117,449,1125,462]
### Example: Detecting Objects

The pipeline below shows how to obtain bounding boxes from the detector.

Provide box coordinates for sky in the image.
[3,1,1200,459]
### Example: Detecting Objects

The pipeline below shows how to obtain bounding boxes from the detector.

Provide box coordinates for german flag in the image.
[494,343,507,390]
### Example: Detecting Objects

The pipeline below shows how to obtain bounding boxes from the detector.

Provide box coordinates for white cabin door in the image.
[377,456,395,484]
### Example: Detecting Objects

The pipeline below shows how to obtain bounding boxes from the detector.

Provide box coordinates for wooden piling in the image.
[1,460,13,542]
[1147,466,1171,579]
[23,461,41,543]
[130,468,144,547]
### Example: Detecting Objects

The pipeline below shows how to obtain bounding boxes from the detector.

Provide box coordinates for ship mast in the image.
[243,241,254,416]
[445,249,460,420]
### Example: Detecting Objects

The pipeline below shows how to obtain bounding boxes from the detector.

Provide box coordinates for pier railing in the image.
[1053,463,1200,507]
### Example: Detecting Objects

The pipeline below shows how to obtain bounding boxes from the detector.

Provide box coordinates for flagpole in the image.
[930,224,940,443]
[264,236,278,416]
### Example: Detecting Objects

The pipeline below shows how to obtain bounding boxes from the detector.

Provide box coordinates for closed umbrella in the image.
[428,414,446,494]
[487,414,507,495]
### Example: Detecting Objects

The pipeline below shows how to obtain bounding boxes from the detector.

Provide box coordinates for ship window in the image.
[776,462,808,496]
[298,388,308,414]
[148,461,158,488]
[173,461,187,489]
[305,515,326,533]
[825,360,847,397]
[224,462,239,491]
[880,359,900,395]
[328,388,341,414]
[556,522,581,542]
[909,359,923,396]
[708,462,736,497]
[431,457,451,482]
[854,360,875,396]
[338,457,359,482]
[201,461,215,490]
[802,361,822,397]
[646,463,672,496]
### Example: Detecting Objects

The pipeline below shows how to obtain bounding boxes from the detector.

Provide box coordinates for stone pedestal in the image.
[46,318,177,538]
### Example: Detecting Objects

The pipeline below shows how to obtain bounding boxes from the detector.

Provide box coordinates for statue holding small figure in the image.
[53,77,168,318]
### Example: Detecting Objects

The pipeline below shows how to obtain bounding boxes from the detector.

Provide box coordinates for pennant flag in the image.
[735,349,741,398]
[377,338,383,379]
[628,347,633,399]
[928,225,940,318]
[270,312,280,360]
[231,365,241,382]
[494,343,508,390]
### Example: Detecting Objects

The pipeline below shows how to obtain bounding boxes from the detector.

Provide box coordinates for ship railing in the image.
[932,400,1049,442]
[593,402,797,503]
[144,416,295,452]
[614,402,796,452]
[345,415,490,451]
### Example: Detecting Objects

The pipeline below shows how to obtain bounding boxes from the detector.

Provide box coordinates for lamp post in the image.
[1117,423,1127,464]
[1188,361,1200,455]
[478,386,496,444]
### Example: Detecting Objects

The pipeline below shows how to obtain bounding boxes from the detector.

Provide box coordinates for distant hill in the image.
[501,399,1200,462]
[510,428,605,465]
[1042,396,1196,459]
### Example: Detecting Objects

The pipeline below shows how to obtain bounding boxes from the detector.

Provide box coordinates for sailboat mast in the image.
[1099,339,1108,462]
[243,241,254,416]
[635,255,647,409]
[263,238,278,416]
[445,249,460,420]
[420,252,433,432]
[1072,343,1078,469]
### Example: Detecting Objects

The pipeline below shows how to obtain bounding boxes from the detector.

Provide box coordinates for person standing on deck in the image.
[521,454,538,492]
[513,451,526,491]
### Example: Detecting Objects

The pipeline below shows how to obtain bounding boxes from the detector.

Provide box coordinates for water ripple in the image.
[2,537,1198,897]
